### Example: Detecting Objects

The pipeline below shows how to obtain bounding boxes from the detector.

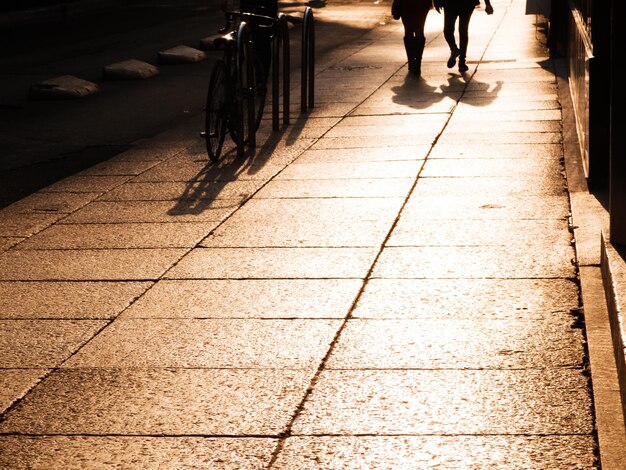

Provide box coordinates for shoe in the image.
[458,58,468,72]
[447,48,460,68]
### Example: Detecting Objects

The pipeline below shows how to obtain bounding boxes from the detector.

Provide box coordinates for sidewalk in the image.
[0,0,624,467]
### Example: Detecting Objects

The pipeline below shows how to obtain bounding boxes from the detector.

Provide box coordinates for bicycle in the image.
[204,8,276,162]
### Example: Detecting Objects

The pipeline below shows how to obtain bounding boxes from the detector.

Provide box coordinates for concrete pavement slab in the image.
[420,157,562,177]
[437,131,562,145]
[275,160,423,180]
[449,108,562,121]
[16,222,215,250]
[59,200,236,223]
[398,194,570,219]
[444,120,561,133]
[122,279,361,319]
[0,248,186,281]
[0,436,276,470]
[39,175,130,193]
[0,368,311,435]
[166,247,378,279]
[0,320,106,368]
[77,159,159,176]
[352,278,579,320]
[310,135,437,149]
[292,369,593,435]
[0,369,47,414]
[411,176,566,196]
[294,147,430,163]
[2,192,101,214]
[200,198,403,248]
[273,435,596,469]
[428,142,563,159]
[327,318,584,369]
[388,218,572,246]
[372,245,576,279]
[98,181,262,202]
[454,98,561,111]
[255,177,415,199]
[0,212,62,238]
[105,145,183,162]
[64,318,340,369]
[0,281,151,319]
[0,238,22,252]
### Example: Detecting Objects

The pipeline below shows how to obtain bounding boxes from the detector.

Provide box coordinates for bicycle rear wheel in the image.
[205,60,228,162]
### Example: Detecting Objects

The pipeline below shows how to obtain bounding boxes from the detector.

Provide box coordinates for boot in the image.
[403,36,418,74]
[412,36,425,75]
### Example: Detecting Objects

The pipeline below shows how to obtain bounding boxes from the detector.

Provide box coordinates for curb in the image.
[600,232,626,428]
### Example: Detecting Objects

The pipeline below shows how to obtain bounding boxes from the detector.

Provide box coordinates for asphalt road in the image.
[0,0,390,208]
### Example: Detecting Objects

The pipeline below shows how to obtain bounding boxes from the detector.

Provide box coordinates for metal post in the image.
[307,8,314,110]
[236,21,255,153]
[272,22,280,131]
[301,7,313,113]
[279,13,290,127]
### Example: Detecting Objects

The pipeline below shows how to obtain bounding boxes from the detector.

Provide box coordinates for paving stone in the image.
[336,114,449,128]
[273,435,596,469]
[413,175,566,197]
[276,161,422,180]
[131,158,283,183]
[0,238,22,252]
[328,318,584,369]
[454,99,560,112]
[255,177,415,198]
[2,192,101,214]
[123,279,361,319]
[166,247,378,279]
[310,135,436,149]
[0,436,276,470]
[200,198,402,247]
[352,278,579,320]
[450,109,562,122]
[17,223,214,250]
[40,175,130,193]
[438,131,561,145]
[372,245,576,279]
[445,120,561,133]
[0,368,311,435]
[420,157,562,177]
[99,181,262,202]
[292,369,593,435]
[295,147,429,163]
[428,142,563,159]
[0,212,61,237]
[60,200,236,223]
[106,145,183,162]
[0,249,186,281]
[0,281,151,319]
[0,320,106,367]
[78,160,158,176]
[388,218,572,246]
[0,369,48,413]
[65,318,339,369]
[398,194,570,220]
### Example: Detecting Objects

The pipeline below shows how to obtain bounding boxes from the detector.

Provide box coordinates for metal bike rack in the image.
[272,13,291,131]
[270,7,315,130]
[301,6,315,113]
[236,21,256,150]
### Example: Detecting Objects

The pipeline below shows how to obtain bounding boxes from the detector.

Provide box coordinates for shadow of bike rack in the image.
[271,6,315,131]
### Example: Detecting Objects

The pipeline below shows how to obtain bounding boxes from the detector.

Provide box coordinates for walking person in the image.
[434,0,493,72]
[392,0,434,75]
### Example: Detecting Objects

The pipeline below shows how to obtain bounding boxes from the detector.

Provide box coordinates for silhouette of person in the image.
[392,0,434,75]
[434,0,493,72]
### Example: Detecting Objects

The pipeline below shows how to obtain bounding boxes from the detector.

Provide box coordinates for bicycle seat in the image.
[213,30,237,48]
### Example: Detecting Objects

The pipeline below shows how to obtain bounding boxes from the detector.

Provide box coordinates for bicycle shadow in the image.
[166,118,297,216]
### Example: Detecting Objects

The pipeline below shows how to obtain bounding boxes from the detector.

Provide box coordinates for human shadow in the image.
[440,72,503,107]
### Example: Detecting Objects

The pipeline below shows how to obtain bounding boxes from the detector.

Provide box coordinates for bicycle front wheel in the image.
[205,60,228,162]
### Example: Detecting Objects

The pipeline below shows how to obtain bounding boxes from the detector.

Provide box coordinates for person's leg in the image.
[410,2,431,74]
[457,4,475,70]
[443,5,461,68]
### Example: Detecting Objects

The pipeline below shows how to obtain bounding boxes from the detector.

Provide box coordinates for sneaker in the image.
[458,59,468,72]
[447,48,460,68]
